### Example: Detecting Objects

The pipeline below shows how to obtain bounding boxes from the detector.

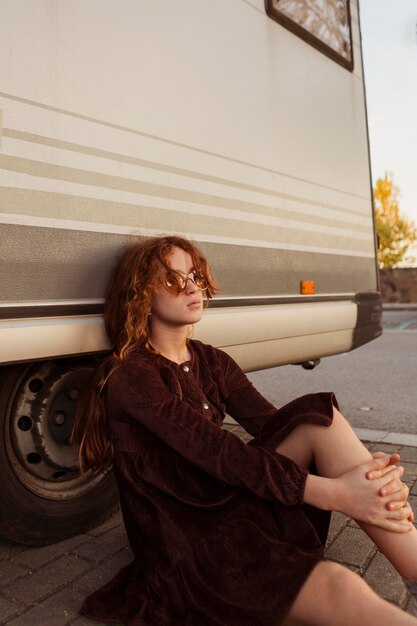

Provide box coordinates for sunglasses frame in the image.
[159,269,208,295]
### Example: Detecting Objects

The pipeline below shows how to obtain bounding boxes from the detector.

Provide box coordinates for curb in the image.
[383,303,417,311]
[223,418,417,448]
[353,427,417,448]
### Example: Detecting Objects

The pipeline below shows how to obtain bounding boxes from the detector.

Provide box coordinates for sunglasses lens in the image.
[160,271,183,294]
[193,274,208,290]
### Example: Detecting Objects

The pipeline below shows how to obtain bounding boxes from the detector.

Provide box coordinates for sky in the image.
[359,0,417,228]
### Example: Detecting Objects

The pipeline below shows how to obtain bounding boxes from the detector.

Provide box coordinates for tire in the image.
[0,359,119,546]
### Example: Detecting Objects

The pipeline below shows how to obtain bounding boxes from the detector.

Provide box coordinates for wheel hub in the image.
[6,361,105,500]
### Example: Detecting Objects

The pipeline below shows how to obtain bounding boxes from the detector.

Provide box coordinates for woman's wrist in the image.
[303,474,339,511]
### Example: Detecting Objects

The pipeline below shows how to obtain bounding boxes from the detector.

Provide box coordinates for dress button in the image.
[182,365,190,372]
[202,402,209,410]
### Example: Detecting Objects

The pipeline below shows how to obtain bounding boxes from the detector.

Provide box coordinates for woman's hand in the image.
[368,451,414,523]
[332,456,414,532]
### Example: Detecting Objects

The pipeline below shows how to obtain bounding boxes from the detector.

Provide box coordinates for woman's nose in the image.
[185,277,198,294]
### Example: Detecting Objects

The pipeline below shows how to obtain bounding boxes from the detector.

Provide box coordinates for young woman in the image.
[72,235,417,626]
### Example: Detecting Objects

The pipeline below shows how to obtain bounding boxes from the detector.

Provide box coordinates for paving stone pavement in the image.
[1,425,417,625]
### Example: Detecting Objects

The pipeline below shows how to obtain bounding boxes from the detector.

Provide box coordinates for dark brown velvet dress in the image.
[81,339,338,625]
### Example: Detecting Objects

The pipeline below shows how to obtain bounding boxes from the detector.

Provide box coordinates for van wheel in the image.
[0,360,119,546]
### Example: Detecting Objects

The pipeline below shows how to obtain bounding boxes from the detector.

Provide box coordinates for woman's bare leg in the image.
[281,561,417,626]
[275,406,417,579]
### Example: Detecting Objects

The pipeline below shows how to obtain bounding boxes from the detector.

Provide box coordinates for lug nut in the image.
[67,388,79,400]
[53,412,66,426]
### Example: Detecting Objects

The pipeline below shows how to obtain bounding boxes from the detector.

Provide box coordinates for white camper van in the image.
[0,0,381,544]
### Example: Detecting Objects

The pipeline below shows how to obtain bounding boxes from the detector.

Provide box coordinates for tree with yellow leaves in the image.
[374,174,417,268]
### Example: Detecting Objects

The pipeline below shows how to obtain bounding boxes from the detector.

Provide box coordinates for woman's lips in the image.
[187,300,202,309]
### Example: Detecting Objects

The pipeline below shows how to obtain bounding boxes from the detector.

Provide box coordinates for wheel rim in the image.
[5,361,107,500]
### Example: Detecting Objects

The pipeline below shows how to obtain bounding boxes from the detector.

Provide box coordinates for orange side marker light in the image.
[300,280,315,295]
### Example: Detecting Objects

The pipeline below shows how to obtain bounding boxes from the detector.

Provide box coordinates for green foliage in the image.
[374,174,417,268]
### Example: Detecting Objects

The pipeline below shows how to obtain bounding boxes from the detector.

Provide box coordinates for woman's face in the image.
[150,246,205,328]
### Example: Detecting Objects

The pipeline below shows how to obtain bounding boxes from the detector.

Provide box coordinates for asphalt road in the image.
[247,309,417,435]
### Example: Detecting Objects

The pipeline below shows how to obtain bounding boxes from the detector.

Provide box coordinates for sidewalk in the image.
[1,425,416,624]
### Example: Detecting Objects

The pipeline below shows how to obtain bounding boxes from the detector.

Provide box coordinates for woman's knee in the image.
[304,560,356,599]
[287,560,378,625]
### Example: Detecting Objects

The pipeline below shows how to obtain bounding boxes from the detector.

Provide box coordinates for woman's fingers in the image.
[386,501,412,518]
[368,454,414,524]
[381,519,413,533]
[366,455,396,480]
[367,453,401,480]
[372,451,400,464]
[386,494,409,510]
[336,459,413,531]
[368,464,404,482]
[380,478,408,498]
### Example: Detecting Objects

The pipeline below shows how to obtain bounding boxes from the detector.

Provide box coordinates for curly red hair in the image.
[71,235,217,474]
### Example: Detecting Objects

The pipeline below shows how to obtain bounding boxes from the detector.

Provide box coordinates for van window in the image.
[265,0,354,71]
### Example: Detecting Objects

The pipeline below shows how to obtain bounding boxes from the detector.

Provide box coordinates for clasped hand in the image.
[335,452,414,533]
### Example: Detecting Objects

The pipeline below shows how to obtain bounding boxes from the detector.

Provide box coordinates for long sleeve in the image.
[107,357,308,506]
[218,349,280,437]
